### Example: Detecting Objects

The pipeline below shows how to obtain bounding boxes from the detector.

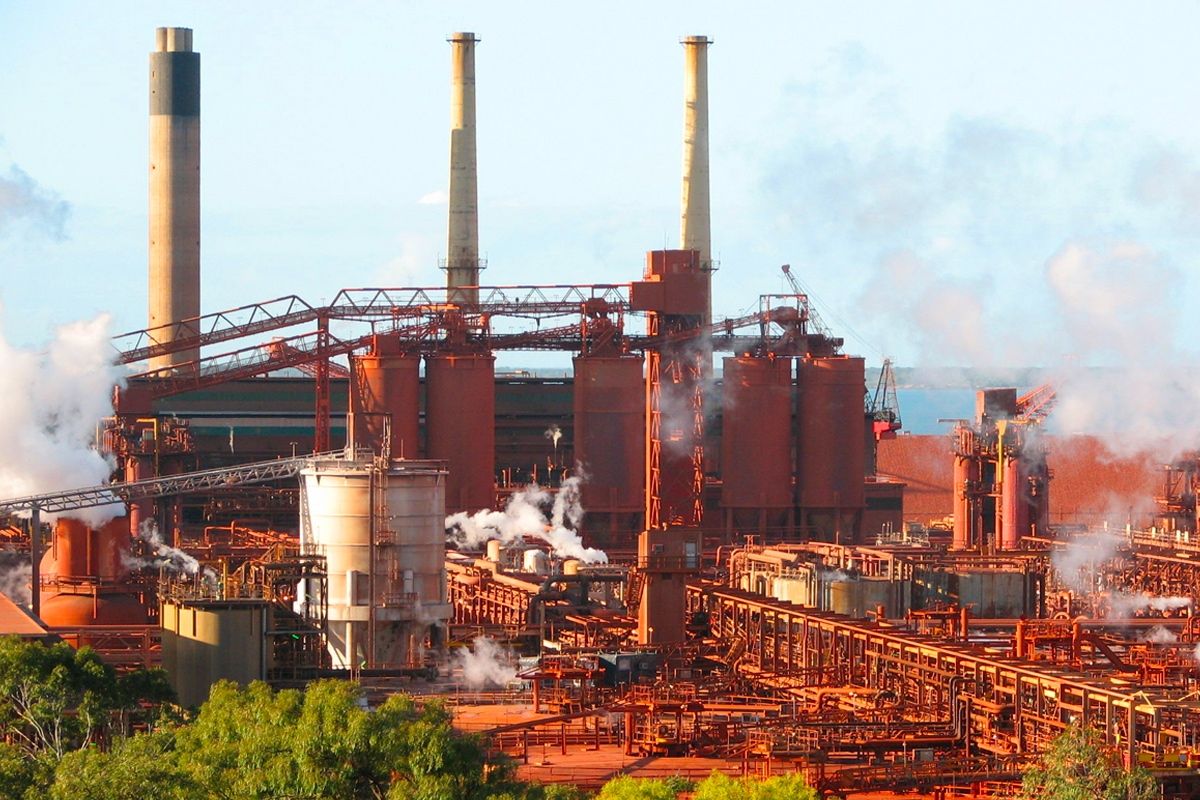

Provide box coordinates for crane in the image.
[867,358,902,440]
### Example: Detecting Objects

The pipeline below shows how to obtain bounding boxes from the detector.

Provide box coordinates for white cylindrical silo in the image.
[299,457,450,670]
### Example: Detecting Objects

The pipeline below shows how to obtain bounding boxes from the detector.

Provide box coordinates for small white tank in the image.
[523,549,550,575]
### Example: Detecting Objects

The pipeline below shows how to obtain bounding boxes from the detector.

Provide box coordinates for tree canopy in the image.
[1019,723,1158,800]
[0,637,173,758]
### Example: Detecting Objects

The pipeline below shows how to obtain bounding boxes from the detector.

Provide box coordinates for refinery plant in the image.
[6,24,1200,800]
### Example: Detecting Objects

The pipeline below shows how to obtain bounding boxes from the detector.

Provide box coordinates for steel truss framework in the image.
[689,582,1200,771]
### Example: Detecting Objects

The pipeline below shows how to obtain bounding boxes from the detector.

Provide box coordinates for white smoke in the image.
[124,519,204,576]
[0,308,125,527]
[1106,592,1192,619]
[544,425,562,449]
[0,164,69,240]
[762,50,1200,463]
[1141,625,1178,644]
[1050,529,1125,593]
[454,636,517,690]
[0,560,31,606]
[446,475,607,563]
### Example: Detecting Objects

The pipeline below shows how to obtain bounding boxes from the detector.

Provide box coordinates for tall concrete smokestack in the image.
[681,35,713,371]
[680,36,711,275]
[446,32,481,306]
[148,27,201,368]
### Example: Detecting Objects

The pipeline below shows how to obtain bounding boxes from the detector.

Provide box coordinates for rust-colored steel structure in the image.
[795,356,866,541]
[720,356,793,535]
[40,518,148,627]
[633,249,709,529]
[426,352,496,513]
[572,355,645,542]
[689,581,1200,780]
[952,389,1052,551]
[952,435,980,550]
[348,335,421,460]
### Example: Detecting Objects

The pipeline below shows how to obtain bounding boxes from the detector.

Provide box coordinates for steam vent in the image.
[5,21,1200,800]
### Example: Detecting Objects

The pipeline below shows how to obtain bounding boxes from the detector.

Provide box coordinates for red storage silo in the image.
[426,352,495,513]
[349,351,421,460]
[796,356,866,541]
[573,356,644,538]
[721,356,793,533]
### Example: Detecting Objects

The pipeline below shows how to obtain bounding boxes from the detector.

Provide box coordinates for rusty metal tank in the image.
[795,356,866,540]
[721,356,793,528]
[572,356,644,516]
[48,518,129,583]
[39,592,148,626]
[349,340,420,459]
[425,352,495,513]
[39,517,146,626]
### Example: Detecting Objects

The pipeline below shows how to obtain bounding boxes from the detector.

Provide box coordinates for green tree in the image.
[48,731,198,800]
[171,679,514,800]
[694,771,817,800]
[1019,723,1158,800]
[0,742,36,800]
[594,775,682,800]
[0,638,119,757]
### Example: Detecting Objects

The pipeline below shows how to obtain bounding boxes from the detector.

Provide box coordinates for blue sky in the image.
[3,1,1200,376]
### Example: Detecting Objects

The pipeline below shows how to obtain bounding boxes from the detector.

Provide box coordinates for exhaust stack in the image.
[148,27,201,368]
[446,32,481,306]
[680,36,712,277]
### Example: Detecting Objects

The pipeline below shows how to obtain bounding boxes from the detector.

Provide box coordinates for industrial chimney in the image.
[148,27,201,368]
[680,36,711,284]
[446,32,481,306]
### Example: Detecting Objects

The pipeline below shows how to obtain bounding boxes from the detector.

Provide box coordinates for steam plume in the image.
[0,164,69,240]
[0,308,125,526]
[454,636,517,689]
[445,475,607,563]
[124,520,204,576]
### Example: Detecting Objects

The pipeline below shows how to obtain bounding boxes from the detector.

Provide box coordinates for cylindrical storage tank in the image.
[93,518,132,581]
[796,357,866,535]
[51,519,90,581]
[523,549,550,575]
[952,454,979,550]
[572,356,644,512]
[39,592,148,626]
[426,353,495,514]
[486,539,502,562]
[49,517,125,582]
[349,348,420,460]
[999,457,1030,551]
[383,463,448,610]
[721,356,793,510]
[300,458,449,669]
